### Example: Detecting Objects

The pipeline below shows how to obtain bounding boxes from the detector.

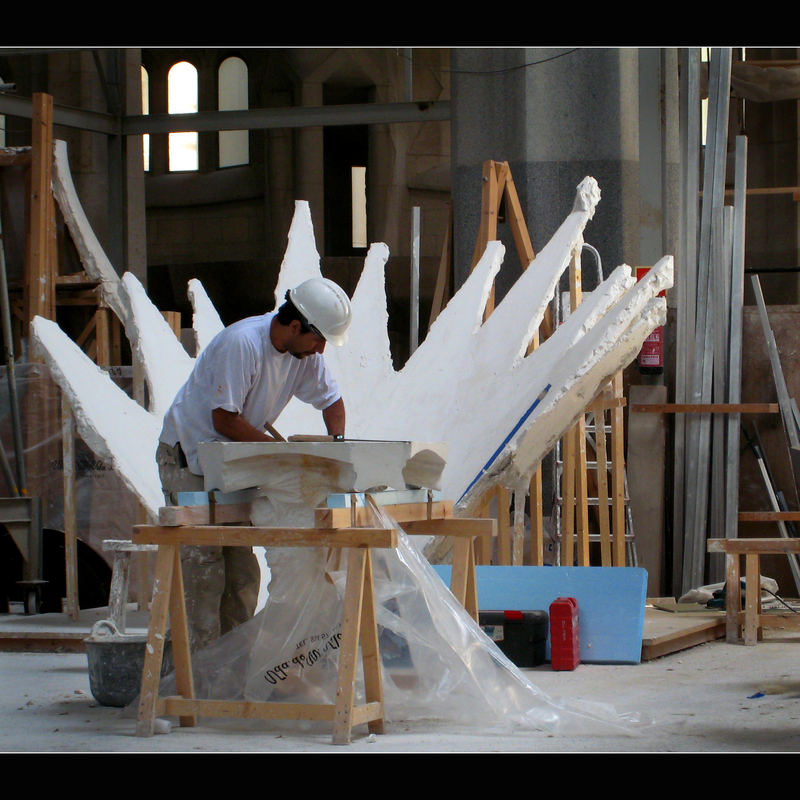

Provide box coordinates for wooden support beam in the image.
[61,395,79,620]
[496,486,511,565]
[590,397,612,567]
[315,500,453,529]
[738,511,800,522]
[631,402,778,414]
[134,524,398,549]
[25,93,56,325]
[610,372,627,567]
[427,203,452,331]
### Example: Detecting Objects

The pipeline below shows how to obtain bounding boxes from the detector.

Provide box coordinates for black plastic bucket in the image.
[85,635,173,707]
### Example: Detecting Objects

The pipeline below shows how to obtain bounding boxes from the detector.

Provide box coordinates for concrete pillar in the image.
[451,47,643,297]
[296,80,325,254]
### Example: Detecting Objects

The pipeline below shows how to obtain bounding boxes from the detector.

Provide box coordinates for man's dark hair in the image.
[276,292,312,332]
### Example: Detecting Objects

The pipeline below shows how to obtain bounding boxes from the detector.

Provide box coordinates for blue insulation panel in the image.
[433,565,648,664]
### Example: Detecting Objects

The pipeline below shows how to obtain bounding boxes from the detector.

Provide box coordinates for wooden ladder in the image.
[554,244,633,567]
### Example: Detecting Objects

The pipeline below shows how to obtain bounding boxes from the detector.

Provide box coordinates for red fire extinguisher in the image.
[635,266,664,374]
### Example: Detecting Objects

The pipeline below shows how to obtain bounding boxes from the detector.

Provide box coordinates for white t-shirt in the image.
[160,312,341,474]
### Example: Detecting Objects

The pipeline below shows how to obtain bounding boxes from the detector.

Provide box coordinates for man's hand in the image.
[212,408,278,442]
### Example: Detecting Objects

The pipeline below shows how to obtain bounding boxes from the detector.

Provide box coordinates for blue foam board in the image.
[433,565,648,664]
[175,488,258,506]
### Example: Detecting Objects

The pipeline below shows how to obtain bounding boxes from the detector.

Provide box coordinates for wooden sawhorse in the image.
[133,519,397,745]
[315,498,495,622]
[708,537,800,645]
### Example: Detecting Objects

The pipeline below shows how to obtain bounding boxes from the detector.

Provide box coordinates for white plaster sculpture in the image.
[35,141,673,528]
[30,140,671,736]
[52,140,130,324]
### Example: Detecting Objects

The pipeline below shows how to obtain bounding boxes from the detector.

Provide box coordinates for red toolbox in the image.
[549,596,580,670]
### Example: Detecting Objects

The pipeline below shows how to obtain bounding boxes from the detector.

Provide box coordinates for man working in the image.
[156,276,352,651]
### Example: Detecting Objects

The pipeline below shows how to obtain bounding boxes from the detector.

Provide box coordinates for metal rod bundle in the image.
[675,48,751,594]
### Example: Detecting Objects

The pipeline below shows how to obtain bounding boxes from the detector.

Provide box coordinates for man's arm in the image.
[211,408,279,442]
[322,397,345,437]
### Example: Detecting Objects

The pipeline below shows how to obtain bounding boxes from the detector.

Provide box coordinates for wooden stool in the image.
[708,537,800,645]
[133,519,397,745]
[102,540,158,633]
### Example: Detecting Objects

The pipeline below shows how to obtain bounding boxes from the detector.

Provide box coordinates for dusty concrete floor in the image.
[2,612,800,754]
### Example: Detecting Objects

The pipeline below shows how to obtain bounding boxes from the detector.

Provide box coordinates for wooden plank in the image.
[136,543,176,736]
[471,161,499,268]
[739,511,800,521]
[0,148,32,167]
[333,547,367,745]
[512,490,525,565]
[93,308,110,366]
[574,417,590,566]
[0,631,87,653]
[61,395,79,620]
[569,245,590,567]
[158,503,252,526]
[631,402,779,414]
[628,384,667,594]
[496,487,511,565]
[358,553,384,735]
[708,537,800,553]
[25,92,55,324]
[529,469,544,566]
[610,372,627,567]
[133,525,398,549]
[400,517,494,538]
[725,550,742,642]
[745,552,760,644]
[561,426,576,567]
[167,539,196,728]
[450,535,479,620]
[160,697,384,725]
[591,403,612,566]
[317,500,453,528]
[427,203,452,330]
[640,608,725,661]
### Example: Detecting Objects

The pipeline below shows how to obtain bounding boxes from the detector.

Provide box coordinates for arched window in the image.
[168,61,198,171]
[141,66,150,171]
[218,56,249,167]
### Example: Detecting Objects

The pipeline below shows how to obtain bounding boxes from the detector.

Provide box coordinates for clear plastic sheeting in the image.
[0,362,139,566]
[150,497,650,737]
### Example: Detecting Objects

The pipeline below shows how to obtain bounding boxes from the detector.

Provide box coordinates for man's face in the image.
[287,322,326,359]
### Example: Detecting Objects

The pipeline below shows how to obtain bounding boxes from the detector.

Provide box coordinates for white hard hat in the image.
[288,277,352,346]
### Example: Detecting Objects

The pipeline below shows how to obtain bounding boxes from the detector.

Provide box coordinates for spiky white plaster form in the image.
[34,141,673,526]
[52,140,129,324]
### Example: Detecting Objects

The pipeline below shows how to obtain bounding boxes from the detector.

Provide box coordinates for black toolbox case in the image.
[479,609,549,667]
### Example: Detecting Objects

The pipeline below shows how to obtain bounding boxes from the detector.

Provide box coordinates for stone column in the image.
[295,80,325,254]
[451,47,643,297]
